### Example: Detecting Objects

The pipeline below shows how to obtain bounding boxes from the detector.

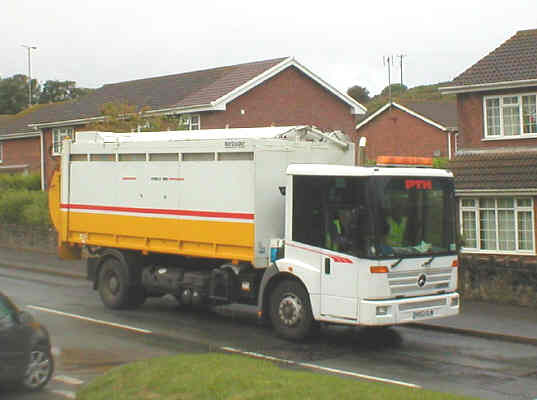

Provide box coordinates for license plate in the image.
[412,309,434,319]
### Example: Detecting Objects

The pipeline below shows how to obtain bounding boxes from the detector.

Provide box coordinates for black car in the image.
[0,291,54,391]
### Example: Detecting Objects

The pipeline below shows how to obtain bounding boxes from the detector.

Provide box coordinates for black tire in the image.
[128,286,146,309]
[20,345,54,391]
[269,279,314,340]
[98,258,131,309]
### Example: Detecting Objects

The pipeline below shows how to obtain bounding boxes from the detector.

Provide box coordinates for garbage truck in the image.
[48,125,460,340]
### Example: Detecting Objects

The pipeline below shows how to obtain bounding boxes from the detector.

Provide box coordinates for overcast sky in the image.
[3,1,536,98]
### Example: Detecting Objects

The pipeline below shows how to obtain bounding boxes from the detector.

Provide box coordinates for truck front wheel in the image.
[98,258,131,309]
[269,280,314,340]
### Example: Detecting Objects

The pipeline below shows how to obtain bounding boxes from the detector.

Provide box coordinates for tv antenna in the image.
[397,54,406,87]
[383,56,395,105]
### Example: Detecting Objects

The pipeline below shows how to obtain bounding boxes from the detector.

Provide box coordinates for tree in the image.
[39,80,93,104]
[0,74,40,114]
[82,101,187,133]
[380,83,408,97]
[347,85,370,104]
[0,75,93,114]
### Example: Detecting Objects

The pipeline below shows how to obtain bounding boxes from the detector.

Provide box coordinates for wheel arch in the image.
[92,248,142,290]
[29,326,52,350]
[259,269,310,325]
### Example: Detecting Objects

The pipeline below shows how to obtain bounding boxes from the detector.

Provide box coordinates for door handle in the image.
[324,258,331,274]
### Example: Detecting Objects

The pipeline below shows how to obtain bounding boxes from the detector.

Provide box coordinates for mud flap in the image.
[57,242,82,260]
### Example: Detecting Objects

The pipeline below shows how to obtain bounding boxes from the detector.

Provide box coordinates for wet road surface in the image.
[1,266,537,400]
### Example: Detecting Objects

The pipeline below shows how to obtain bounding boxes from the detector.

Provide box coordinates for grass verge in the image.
[77,352,479,400]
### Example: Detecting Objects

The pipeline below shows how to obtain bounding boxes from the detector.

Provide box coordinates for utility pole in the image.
[21,45,37,108]
[397,54,406,87]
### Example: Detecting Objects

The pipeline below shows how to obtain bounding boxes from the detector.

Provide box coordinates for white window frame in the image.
[0,142,3,163]
[483,92,537,139]
[52,127,75,156]
[460,197,535,254]
[179,114,201,130]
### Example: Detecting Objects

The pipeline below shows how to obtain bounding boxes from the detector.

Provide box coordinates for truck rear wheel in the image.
[128,286,146,309]
[98,258,131,309]
[269,280,313,340]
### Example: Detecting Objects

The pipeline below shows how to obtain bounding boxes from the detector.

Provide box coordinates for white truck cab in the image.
[267,161,459,336]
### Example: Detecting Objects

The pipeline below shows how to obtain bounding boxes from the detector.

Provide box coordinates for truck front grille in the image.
[398,298,447,311]
[388,267,452,296]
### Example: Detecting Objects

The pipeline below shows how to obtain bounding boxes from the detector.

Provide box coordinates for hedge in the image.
[0,173,41,191]
[0,174,50,228]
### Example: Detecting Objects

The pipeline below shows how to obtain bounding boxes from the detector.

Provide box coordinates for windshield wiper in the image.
[422,256,435,266]
[390,258,404,269]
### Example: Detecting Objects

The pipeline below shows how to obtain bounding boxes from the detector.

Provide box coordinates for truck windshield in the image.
[371,176,457,259]
[292,174,456,260]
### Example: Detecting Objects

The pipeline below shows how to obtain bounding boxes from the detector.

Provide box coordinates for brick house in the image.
[0,105,58,179]
[354,101,458,162]
[0,57,365,189]
[441,29,537,306]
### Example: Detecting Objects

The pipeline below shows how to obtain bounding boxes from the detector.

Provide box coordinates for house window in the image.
[460,197,534,253]
[484,93,537,138]
[180,114,200,130]
[523,95,537,133]
[52,127,75,155]
[454,133,460,154]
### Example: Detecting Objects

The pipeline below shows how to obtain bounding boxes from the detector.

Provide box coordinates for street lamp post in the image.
[21,45,37,108]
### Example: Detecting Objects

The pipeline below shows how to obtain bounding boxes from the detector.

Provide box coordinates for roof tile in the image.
[0,57,288,136]
[452,29,537,86]
[401,101,458,128]
[449,149,537,190]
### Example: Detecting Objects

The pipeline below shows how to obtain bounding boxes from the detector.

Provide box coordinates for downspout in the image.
[447,130,452,160]
[40,130,45,191]
[357,137,367,166]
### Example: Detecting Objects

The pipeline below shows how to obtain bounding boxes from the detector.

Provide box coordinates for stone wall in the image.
[458,254,537,307]
[0,224,57,254]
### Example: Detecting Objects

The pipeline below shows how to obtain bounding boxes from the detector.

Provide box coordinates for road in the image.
[0,265,536,400]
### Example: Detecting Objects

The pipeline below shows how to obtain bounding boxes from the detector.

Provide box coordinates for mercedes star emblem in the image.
[417,274,427,287]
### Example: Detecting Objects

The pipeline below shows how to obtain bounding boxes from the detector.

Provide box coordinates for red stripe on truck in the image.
[286,242,353,263]
[60,203,255,220]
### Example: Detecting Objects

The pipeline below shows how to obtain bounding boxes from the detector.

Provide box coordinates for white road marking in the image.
[221,346,421,389]
[27,306,418,389]
[50,389,77,399]
[53,375,84,385]
[26,305,152,334]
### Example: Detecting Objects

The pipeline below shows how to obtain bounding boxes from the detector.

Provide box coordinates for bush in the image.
[0,173,49,228]
[433,157,449,169]
[21,194,50,227]
[0,173,41,191]
[0,190,50,228]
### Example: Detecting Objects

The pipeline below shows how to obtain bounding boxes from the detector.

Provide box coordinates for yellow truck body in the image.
[49,126,353,266]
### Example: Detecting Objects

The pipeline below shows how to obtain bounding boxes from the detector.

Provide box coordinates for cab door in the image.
[320,254,359,320]
[319,206,361,320]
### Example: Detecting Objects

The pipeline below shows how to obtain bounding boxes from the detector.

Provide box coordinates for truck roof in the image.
[75,126,349,147]
[287,164,454,178]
